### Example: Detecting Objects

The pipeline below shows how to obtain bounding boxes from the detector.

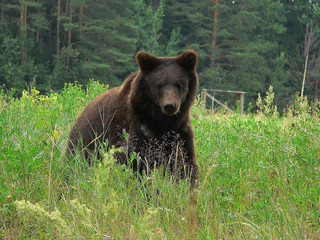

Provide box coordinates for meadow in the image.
[0,81,319,239]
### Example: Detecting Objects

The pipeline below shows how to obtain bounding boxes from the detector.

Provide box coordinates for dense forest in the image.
[0,0,319,109]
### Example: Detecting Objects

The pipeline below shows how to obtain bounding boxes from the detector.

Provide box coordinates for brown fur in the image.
[66,50,199,187]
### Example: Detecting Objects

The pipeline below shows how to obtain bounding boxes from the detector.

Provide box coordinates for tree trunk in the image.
[19,3,27,36]
[0,0,4,26]
[36,0,40,41]
[68,0,72,47]
[301,26,316,97]
[212,0,219,49]
[57,0,60,55]
[65,0,68,20]
[66,0,72,71]
[79,6,83,36]
[316,78,319,99]
[24,4,27,36]
[153,0,158,7]
[20,3,27,63]
[211,0,219,71]
[64,0,68,48]
[209,0,219,85]
[20,4,24,32]
[301,49,308,97]
[316,47,320,99]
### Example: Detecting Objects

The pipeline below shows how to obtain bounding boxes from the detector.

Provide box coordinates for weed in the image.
[256,85,279,118]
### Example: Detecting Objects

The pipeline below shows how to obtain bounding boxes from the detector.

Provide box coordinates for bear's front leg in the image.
[127,130,149,175]
[174,128,199,188]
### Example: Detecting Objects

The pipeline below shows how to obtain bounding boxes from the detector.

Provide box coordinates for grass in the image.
[0,81,319,239]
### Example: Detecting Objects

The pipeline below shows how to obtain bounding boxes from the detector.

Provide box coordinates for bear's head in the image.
[133,50,198,117]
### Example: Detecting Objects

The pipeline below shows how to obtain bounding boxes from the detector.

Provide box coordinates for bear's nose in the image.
[163,103,176,114]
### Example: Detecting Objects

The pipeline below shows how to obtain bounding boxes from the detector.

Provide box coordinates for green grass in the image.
[0,82,319,239]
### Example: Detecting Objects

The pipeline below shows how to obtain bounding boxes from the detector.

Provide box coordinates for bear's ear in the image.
[176,50,198,71]
[136,51,161,72]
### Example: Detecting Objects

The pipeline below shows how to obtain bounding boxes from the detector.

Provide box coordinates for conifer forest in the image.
[0,0,319,108]
[1,1,320,239]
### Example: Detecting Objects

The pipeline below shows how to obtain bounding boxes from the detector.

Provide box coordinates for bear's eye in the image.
[157,83,164,89]
[174,82,182,89]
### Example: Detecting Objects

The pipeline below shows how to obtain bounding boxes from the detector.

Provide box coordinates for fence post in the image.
[201,89,207,107]
[240,92,245,115]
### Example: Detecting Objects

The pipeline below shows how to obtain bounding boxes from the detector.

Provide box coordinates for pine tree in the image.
[70,0,137,86]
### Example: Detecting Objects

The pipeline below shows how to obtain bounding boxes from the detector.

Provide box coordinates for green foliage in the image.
[0,83,320,238]
[285,92,320,122]
[0,33,24,91]
[14,200,70,237]
[256,85,279,118]
[164,27,183,56]
[134,0,164,55]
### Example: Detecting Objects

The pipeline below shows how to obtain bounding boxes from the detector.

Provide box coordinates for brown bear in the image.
[66,50,199,187]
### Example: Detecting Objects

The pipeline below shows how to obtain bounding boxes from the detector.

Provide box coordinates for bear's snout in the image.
[163,102,177,115]
[161,101,179,116]
[160,88,180,116]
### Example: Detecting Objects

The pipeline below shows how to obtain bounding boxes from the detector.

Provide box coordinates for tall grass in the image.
[0,81,319,239]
